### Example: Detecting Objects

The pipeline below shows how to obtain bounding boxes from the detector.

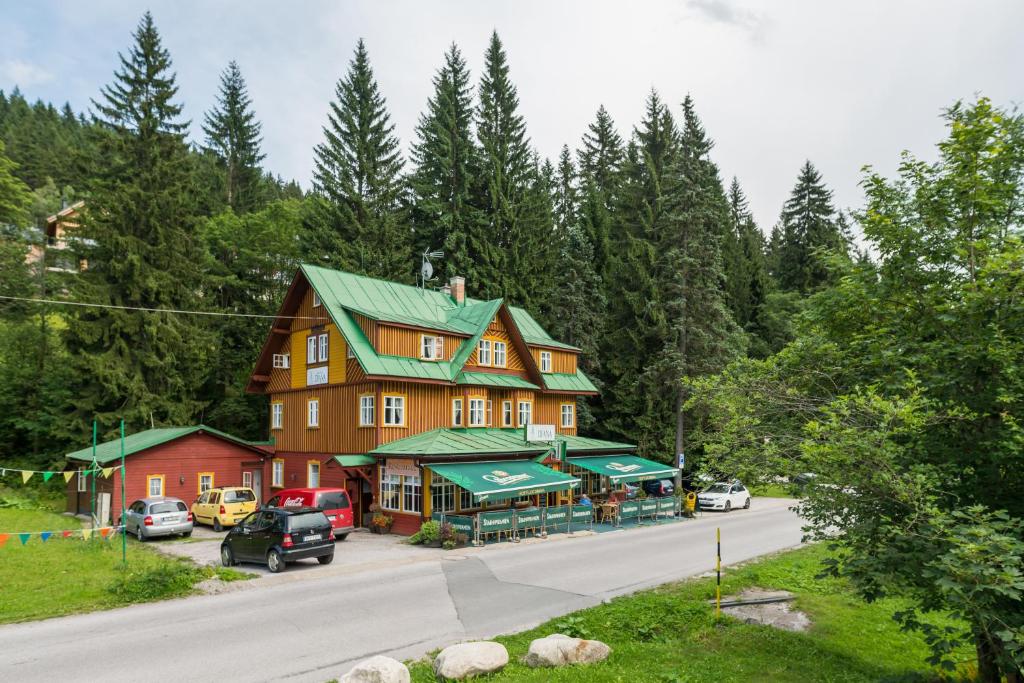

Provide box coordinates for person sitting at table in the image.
[579,493,593,507]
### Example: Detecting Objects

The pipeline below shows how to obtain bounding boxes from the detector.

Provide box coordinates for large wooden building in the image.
[247,266,639,534]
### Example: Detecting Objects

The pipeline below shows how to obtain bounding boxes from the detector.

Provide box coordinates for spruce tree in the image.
[723,177,771,355]
[771,161,846,293]
[64,12,209,436]
[552,145,578,234]
[310,39,410,281]
[576,105,623,277]
[409,44,481,281]
[0,139,32,226]
[474,31,542,303]
[203,60,266,214]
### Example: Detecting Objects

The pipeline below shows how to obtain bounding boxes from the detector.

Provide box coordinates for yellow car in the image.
[191,487,258,532]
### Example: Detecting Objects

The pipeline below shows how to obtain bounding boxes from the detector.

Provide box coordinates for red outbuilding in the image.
[64,425,273,523]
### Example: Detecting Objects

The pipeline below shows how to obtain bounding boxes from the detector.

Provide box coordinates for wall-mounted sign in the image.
[307,366,328,386]
[526,424,556,442]
[386,458,419,478]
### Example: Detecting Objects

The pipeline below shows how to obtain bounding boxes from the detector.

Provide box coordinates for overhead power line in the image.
[0,295,328,321]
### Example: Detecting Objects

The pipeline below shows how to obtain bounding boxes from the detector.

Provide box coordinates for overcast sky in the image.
[2,1,1022,232]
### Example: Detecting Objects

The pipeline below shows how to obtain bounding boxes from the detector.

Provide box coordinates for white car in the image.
[697,482,751,512]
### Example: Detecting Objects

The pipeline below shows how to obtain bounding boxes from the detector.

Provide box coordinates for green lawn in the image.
[0,507,249,624]
[408,544,973,683]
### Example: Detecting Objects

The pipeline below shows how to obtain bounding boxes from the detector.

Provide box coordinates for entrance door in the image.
[252,470,262,504]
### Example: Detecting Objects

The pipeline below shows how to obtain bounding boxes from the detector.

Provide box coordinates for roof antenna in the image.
[420,249,443,289]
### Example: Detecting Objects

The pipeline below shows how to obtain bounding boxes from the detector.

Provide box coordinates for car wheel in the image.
[136,526,145,542]
[213,518,223,533]
[337,533,349,542]
[183,531,192,538]
[724,501,732,513]
[744,498,751,509]
[221,546,235,567]
[318,553,334,565]
[267,549,284,573]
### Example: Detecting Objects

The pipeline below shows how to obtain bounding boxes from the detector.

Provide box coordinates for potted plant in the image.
[368,503,393,534]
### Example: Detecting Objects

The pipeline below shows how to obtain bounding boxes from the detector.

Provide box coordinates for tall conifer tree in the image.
[723,177,771,354]
[409,44,481,281]
[576,105,623,278]
[203,60,265,214]
[310,39,410,281]
[65,12,209,435]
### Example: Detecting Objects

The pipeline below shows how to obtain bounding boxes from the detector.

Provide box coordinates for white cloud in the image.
[0,59,54,87]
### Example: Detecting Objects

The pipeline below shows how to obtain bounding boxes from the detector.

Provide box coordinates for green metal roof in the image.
[65,425,260,465]
[426,460,579,502]
[543,370,599,393]
[332,455,376,467]
[567,454,678,483]
[369,428,635,458]
[298,265,587,387]
[456,371,540,390]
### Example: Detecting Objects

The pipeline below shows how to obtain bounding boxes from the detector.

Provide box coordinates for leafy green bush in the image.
[408,520,441,545]
[108,560,201,602]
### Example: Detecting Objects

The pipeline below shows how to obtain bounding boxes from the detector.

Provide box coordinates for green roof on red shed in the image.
[65,425,264,465]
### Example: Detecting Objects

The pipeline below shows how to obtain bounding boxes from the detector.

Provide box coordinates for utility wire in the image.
[0,295,329,320]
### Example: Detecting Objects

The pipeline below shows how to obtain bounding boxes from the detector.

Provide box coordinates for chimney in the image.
[449,276,465,305]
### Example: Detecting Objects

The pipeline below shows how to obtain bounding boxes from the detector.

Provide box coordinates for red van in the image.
[264,488,354,540]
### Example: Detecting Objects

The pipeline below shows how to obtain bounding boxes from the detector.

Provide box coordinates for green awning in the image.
[333,455,376,467]
[427,460,580,503]
[567,455,678,484]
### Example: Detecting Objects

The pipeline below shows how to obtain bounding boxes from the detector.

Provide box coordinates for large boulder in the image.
[340,655,410,683]
[524,633,611,668]
[433,641,509,679]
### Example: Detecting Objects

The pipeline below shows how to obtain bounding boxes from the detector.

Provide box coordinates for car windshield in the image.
[316,492,350,510]
[150,502,184,514]
[704,484,731,493]
[223,490,255,503]
[287,511,329,532]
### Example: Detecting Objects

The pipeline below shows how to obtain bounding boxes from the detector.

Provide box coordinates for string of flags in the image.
[0,465,124,484]
[0,525,124,547]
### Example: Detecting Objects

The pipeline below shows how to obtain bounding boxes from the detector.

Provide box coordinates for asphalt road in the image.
[0,498,802,682]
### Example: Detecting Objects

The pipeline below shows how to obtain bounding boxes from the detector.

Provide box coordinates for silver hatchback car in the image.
[123,497,193,541]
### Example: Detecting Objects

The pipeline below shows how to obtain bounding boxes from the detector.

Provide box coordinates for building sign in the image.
[526,424,556,442]
[385,458,418,477]
[607,462,642,474]
[482,469,533,486]
[306,366,328,386]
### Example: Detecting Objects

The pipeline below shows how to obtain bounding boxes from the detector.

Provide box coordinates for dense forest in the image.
[0,14,850,466]
[2,13,1023,675]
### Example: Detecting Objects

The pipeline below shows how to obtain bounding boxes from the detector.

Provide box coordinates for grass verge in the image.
[408,544,972,683]
[0,508,252,624]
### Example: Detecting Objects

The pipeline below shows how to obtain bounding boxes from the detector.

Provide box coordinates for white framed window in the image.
[272,459,284,487]
[347,344,355,359]
[359,395,375,427]
[307,335,317,364]
[271,402,283,429]
[380,472,401,510]
[421,335,443,360]
[198,473,214,494]
[452,398,463,426]
[273,353,290,369]
[459,486,475,511]
[312,291,321,307]
[307,461,320,487]
[242,471,253,489]
[383,395,405,426]
[469,398,486,426]
[518,400,532,426]
[561,403,575,428]
[307,398,320,428]
[318,332,329,362]
[77,468,87,492]
[502,400,513,427]
[540,351,552,373]
[431,475,456,513]
[403,475,422,513]
[147,475,164,497]
[477,339,492,366]
[494,341,507,367]
[487,400,493,427]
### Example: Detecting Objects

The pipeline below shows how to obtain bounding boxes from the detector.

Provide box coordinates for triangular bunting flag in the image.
[102,467,114,479]
[100,527,111,538]
[63,471,75,483]
[40,531,52,543]
[62,530,73,539]
[43,471,55,482]
[21,470,33,484]
[81,528,93,540]
[18,533,30,545]
[0,533,8,547]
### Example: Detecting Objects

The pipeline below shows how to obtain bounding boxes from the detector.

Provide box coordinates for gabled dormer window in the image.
[452,398,463,426]
[540,351,552,373]
[493,341,507,368]
[477,339,492,366]
[421,335,444,361]
[273,353,290,369]
[308,332,328,364]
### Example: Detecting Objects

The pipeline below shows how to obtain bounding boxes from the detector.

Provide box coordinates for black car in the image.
[642,479,675,497]
[220,507,334,573]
